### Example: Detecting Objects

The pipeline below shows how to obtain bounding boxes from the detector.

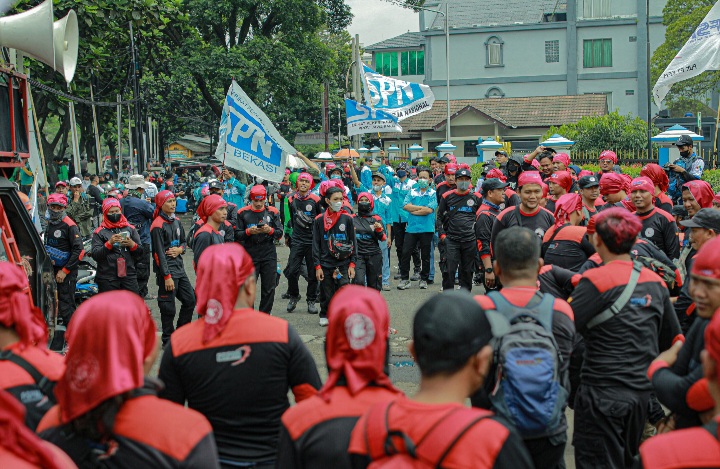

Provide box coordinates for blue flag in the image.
[362,64,435,121]
[346,99,402,137]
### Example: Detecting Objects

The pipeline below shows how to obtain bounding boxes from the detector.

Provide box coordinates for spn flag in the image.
[653,2,720,108]
[345,99,402,137]
[215,80,294,183]
[362,64,435,121]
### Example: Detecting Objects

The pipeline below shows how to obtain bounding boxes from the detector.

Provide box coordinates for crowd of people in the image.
[3,135,720,468]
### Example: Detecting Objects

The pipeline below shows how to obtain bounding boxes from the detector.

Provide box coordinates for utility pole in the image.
[354,34,363,150]
[323,82,330,151]
[129,22,144,170]
[117,94,122,173]
[646,0,652,159]
[337,103,342,147]
[89,73,102,164]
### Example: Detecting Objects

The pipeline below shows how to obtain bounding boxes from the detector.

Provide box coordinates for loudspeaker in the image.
[0,0,79,83]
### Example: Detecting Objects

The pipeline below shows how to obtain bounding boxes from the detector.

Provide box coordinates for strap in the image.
[416,408,492,467]
[514,205,524,228]
[487,291,554,332]
[586,261,643,330]
[0,350,56,401]
[541,225,566,258]
[366,401,417,460]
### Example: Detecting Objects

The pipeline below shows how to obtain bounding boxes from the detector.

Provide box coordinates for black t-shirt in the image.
[491,206,555,251]
[437,190,482,242]
[637,207,680,260]
[289,193,322,245]
[353,214,385,256]
[541,224,595,272]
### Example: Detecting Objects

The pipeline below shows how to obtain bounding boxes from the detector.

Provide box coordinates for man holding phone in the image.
[667,135,705,203]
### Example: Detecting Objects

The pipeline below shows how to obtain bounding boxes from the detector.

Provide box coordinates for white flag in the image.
[214,80,294,183]
[345,99,402,137]
[362,64,434,121]
[653,3,720,108]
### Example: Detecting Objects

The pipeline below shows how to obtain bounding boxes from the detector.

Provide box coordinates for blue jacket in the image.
[668,154,704,201]
[223,178,246,206]
[371,190,393,229]
[121,195,155,245]
[389,176,416,223]
[404,187,437,233]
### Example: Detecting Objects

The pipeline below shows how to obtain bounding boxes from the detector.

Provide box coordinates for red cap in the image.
[552,153,570,167]
[518,171,544,188]
[682,180,714,209]
[630,177,655,194]
[197,194,227,222]
[704,306,720,381]
[55,181,68,188]
[249,184,267,200]
[548,171,572,192]
[599,150,618,163]
[47,193,68,207]
[486,168,507,182]
[691,236,720,280]
[444,163,459,175]
[640,163,669,192]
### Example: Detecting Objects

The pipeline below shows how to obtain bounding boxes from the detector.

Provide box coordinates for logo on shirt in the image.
[467,199,475,207]
[645,228,655,238]
[339,223,346,231]
[176,227,181,237]
[205,299,223,324]
[345,313,376,350]
[629,294,652,308]
[535,228,546,238]
[54,230,62,238]
[219,230,226,237]
[306,204,313,211]
[66,356,100,392]
[216,345,252,366]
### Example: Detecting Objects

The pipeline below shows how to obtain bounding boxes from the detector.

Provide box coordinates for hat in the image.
[674,135,694,147]
[680,208,720,233]
[444,163,458,175]
[371,171,386,182]
[249,184,267,200]
[672,205,688,217]
[125,174,148,190]
[47,193,68,208]
[208,179,224,190]
[482,178,509,193]
[69,177,82,186]
[456,168,472,179]
[55,180,68,188]
[517,171,544,188]
[578,175,600,189]
[437,156,450,164]
[599,150,618,163]
[630,177,655,194]
[494,150,508,156]
[691,236,720,280]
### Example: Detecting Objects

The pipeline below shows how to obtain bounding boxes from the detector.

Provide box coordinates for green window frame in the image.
[376,52,399,76]
[583,39,612,68]
[400,50,425,76]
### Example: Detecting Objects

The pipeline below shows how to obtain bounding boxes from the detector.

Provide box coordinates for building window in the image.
[583,39,612,68]
[375,52,398,76]
[485,36,504,67]
[401,50,425,76]
[464,141,479,157]
[545,40,560,63]
[583,0,610,18]
[485,87,505,98]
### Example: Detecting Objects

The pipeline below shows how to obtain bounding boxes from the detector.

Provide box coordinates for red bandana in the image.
[0,262,47,349]
[100,198,130,230]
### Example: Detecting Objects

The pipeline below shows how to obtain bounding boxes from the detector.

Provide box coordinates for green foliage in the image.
[651,0,720,110]
[541,111,658,153]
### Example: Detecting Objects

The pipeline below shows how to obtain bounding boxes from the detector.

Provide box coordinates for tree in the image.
[651,0,719,113]
[542,111,659,153]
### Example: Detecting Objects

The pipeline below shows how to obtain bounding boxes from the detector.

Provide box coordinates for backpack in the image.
[364,401,491,468]
[328,233,354,260]
[484,291,568,438]
[0,349,57,429]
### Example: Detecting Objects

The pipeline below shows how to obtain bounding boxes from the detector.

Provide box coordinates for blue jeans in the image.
[380,241,390,286]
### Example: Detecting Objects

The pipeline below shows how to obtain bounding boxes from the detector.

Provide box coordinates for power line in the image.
[27,78,140,107]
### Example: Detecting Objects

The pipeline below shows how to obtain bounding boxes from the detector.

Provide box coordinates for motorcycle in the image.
[76,236,98,305]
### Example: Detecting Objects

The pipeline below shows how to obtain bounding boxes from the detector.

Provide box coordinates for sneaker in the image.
[382,284,391,291]
[410,272,420,281]
[307,302,319,314]
[286,297,299,312]
[393,274,402,280]
[281,292,291,300]
[427,279,434,285]
[397,280,411,290]
[419,280,428,289]
[319,317,329,327]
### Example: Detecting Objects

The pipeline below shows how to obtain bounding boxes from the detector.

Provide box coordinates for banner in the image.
[345,99,402,137]
[362,64,435,121]
[653,3,720,108]
[215,80,294,183]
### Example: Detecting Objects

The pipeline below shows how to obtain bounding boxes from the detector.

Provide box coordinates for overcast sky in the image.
[346,0,420,48]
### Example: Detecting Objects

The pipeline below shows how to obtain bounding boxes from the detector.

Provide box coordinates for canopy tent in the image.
[313,152,333,161]
[334,148,359,159]
[651,124,704,144]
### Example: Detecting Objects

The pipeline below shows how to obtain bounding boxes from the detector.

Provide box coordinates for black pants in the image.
[443,239,476,291]
[55,268,77,325]
[254,258,277,314]
[319,265,350,318]
[525,433,567,469]
[157,275,196,346]
[392,222,419,271]
[285,243,317,302]
[354,252,383,291]
[400,232,433,281]
[97,276,140,294]
[438,235,448,284]
[136,243,151,298]
[573,385,649,469]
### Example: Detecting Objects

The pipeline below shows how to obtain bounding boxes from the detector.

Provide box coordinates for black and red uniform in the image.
[491,205,555,249]
[503,188,520,207]
[435,180,455,202]
[44,215,84,325]
[475,201,501,266]
[352,211,386,291]
[541,224,595,272]
[538,264,581,301]
[286,193,322,304]
[192,223,225,270]
[473,288,576,469]
[636,415,720,468]
[348,397,533,468]
[235,205,284,314]
[636,207,680,260]
[158,309,321,468]
[569,261,683,468]
[437,189,482,291]
[0,344,64,431]
[655,191,674,214]
[39,382,219,469]
[91,224,143,292]
[674,253,698,334]
[151,213,196,345]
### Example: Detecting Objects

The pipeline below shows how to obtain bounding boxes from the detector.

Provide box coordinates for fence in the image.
[558,149,719,169]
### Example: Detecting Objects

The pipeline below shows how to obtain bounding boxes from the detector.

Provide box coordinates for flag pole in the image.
[713,103,720,166]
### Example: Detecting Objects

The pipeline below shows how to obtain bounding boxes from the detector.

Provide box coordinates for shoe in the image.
[307,302,318,314]
[319,317,329,327]
[281,292,291,300]
[397,280,411,290]
[427,279,434,285]
[287,297,299,312]
[454,278,460,285]
[419,280,427,289]
[393,274,402,280]
[382,284,391,291]
[410,272,420,281]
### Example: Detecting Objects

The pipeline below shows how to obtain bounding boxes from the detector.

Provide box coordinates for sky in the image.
[346,0,420,48]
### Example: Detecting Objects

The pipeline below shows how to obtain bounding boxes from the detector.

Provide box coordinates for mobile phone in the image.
[120,231,129,240]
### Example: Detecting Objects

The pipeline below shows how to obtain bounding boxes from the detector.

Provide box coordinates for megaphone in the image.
[0,0,79,83]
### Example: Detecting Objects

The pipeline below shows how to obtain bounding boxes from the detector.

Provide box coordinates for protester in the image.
[542,193,595,271]
[485,168,521,207]
[552,153,570,172]
[569,208,682,468]
[236,184,284,314]
[192,194,228,269]
[208,179,239,231]
[352,192,386,291]
[389,165,420,283]
[222,168,246,206]
[473,226,575,469]
[277,286,401,468]
[681,179,714,217]
[598,150,617,178]
[312,186,356,326]
[630,176,680,260]
[121,174,155,298]
[65,177,94,237]
[38,291,219,468]
[640,163,673,213]
[599,172,630,211]
[348,291,533,468]
[546,171,572,213]
[475,177,507,290]
[91,198,143,293]
[505,154,524,190]
[435,162,458,200]
[367,171,394,289]
[667,135,705,202]
[151,190,196,346]
[159,244,320,468]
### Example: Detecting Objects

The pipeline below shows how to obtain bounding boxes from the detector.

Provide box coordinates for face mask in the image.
[49,210,65,222]
[397,170,407,178]
[331,174,342,180]
[457,180,471,191]
[330,201,343,212]
[680,150,691,158]
[417,179,429,189]
[372,184,383,192]
[358,202,372,214]
[106,213,122,223]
